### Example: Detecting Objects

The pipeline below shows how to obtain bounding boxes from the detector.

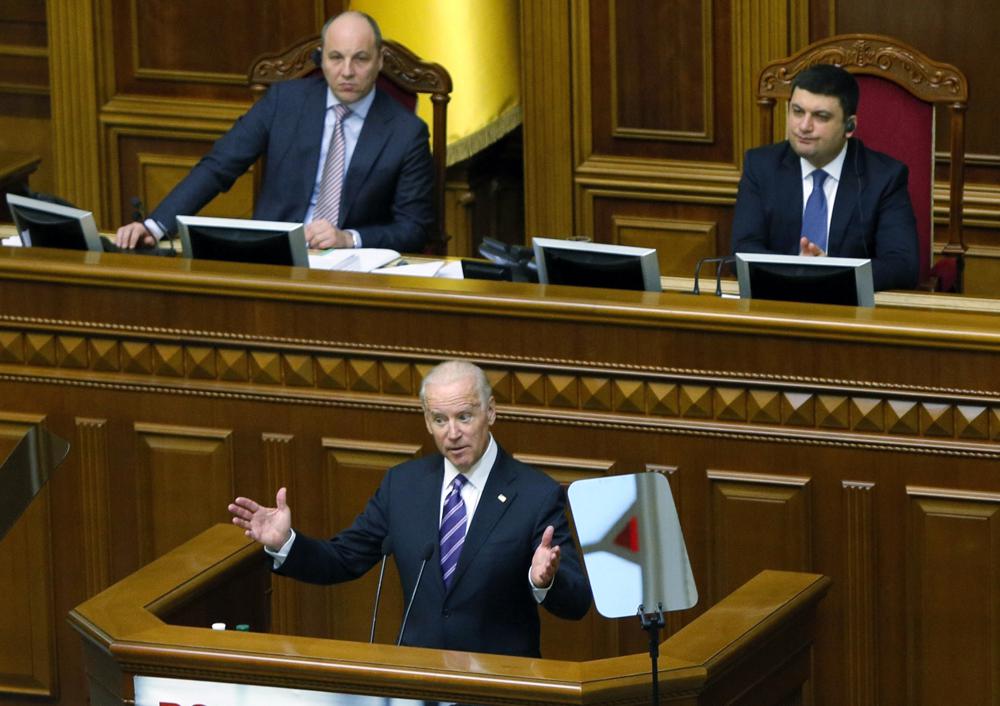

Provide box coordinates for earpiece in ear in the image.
[845,117,856,133]
[311,47,322,68]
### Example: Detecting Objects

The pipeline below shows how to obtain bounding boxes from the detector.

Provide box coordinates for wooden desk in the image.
[1,246,998,706]
[69,524,829,705]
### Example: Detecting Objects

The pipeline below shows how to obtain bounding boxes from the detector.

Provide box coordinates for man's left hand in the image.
[305,219,353,249]
[799,236,826,257]
[530,525,561,588]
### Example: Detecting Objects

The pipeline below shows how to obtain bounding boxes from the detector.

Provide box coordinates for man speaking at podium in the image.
[731,64,918,291]
[228,360,592,658]
[116,11,433,253]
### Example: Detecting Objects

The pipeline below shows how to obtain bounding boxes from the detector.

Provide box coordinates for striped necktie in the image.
[312,103,351,226]
[439,474,468,590]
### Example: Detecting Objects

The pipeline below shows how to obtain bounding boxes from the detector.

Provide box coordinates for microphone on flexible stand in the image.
[397,542,435,647]
[368,536,393,643]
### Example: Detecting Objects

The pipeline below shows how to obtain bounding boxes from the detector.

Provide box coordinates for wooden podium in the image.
[70,524,829,705]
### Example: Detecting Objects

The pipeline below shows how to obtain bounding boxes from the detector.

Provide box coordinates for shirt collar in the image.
[800,139,849,183]
[326,86,376,119]
[443,434,497,490]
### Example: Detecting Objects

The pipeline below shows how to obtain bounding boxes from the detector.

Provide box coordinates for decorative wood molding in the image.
[707,469,812,603]
[607,1,714,143]
[3,322,1000,458]
[47,0,104,222]
[76,417,113,595]
[906,488,1000,704]
[512,454,615,485]
[521,0,575,240]
[842,480,877,705]
[262,433,295,634]
[731,0,811,159]
[133,423,235,565]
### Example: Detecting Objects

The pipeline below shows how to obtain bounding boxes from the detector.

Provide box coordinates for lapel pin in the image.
[498,493,507,503]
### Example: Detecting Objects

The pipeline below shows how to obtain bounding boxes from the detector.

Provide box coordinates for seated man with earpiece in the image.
[731,64,919,291]
[115,11,433,254]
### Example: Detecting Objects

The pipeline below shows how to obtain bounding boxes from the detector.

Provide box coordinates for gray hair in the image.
[321,11,383,50]
[419,361,493,410]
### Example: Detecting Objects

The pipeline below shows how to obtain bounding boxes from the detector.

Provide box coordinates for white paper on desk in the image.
[435,260,464,279]
[371,260,445,278]
[2,236,23,247]
[308,248,399,272]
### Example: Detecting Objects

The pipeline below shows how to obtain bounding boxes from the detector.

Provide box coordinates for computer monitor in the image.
[735,252,875,307]
[533,237,662,292]
[177,216,308,268]
[6,193,103,251]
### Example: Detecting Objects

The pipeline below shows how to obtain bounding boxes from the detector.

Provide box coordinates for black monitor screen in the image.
[185,226,297,267]
[542,249,648,291]
[10,204,94,250]
[747,262,861,306]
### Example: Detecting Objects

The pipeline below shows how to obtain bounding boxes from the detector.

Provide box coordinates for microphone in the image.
[368,536,392,643]
[397,542,435,647]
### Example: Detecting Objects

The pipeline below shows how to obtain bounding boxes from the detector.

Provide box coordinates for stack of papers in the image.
[1,236,22,247]
[307,248,400,272]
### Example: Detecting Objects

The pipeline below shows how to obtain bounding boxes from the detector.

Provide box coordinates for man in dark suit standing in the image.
[731,64,918,291]
[228,360,593,658]
[116,11,433,253]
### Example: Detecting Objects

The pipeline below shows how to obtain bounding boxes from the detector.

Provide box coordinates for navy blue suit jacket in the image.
[731,139,919,291]
[276,445,593,658]
[151,76,434,252]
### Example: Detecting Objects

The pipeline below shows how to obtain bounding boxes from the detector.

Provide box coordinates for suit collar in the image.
[298,78,330,212]
[828,139,864,254]
[445,445,519,595]
[339,89,396,226]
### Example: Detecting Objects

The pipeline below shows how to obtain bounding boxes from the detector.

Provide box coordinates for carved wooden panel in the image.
[614,216,719,280]
[319,438,423,642]
[584,0,724,160]
[842,480,877,705]
[0,418,55,698]
[707,470,812,602]
[907,487,1000,705]
[109,1,343,101]
[262,432,295,635]
[76,417,112,595]
[134,423,235,564]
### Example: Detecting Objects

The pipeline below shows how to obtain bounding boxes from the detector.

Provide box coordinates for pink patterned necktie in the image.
[312,104,351,226]
[439,474,468,590]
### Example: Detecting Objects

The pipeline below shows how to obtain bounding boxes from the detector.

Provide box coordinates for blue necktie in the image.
[802,169,829,252]
[439,474,468,590]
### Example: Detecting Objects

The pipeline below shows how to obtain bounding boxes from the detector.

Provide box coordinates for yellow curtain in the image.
[350,0,521,165]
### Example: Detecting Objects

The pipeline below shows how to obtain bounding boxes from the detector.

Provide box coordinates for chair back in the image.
[756,34,968,290]
[248,36,453,254]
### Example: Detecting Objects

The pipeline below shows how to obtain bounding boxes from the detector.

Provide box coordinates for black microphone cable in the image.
[368,536,392,643]
[397,542,435,647]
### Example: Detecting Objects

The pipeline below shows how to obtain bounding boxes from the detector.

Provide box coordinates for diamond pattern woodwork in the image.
[56,335,88,368]
[547,374,579,408]
[613,378,645,413]
[89,338,119,372]
[715,387,747,421]
[249,351,281,384]
[283,354,314,387]
[0,331,24,363]
[2,323,1000,452]
[680,385,713,418]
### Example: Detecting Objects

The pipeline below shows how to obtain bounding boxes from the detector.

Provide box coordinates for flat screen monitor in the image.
[177,216,308,268]
[533,237,661,292]
[6,193,103,251]
[735,252,875,307]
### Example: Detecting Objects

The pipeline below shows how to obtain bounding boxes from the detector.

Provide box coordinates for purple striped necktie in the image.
[439,474,469,590]
[312,103,351,226]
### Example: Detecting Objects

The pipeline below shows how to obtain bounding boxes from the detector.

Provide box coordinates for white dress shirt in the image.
[799,140,849,235]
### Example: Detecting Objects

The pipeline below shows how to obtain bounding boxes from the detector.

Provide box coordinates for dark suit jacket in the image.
[277,445,593,658]
[731,139,919,291]
[151,76,434,252]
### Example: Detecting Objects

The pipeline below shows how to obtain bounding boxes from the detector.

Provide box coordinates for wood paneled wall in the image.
[522,0,1000,293]
[0,2,54,196]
